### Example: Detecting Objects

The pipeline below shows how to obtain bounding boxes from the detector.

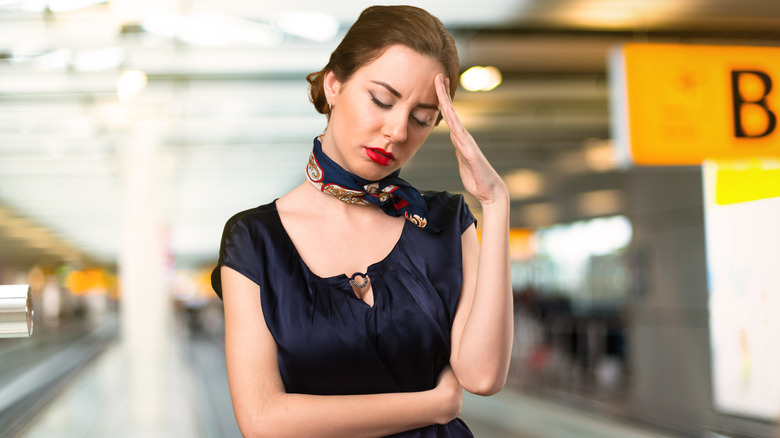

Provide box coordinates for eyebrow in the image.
[371,81,439,111]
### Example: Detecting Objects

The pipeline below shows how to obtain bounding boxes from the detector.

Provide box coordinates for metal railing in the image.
[0,285,33,338]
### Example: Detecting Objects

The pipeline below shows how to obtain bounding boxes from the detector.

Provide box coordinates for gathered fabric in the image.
[306,136,439,232]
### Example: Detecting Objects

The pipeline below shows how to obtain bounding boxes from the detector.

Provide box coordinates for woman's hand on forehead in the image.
[434,74,508,205]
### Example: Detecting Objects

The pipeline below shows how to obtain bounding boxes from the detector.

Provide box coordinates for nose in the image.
[382,110,408,144]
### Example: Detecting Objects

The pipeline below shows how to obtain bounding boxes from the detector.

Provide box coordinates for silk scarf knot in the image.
[306,137,439,233]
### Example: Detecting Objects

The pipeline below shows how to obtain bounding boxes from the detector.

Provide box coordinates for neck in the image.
[297,180,384,219]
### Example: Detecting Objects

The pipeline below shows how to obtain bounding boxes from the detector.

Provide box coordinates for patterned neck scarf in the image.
[306,137,439,233]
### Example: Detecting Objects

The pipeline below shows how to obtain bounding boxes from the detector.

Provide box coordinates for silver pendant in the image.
[349,273,370,289]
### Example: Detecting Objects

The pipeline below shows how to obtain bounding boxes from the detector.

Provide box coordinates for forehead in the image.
[351,45,445,97]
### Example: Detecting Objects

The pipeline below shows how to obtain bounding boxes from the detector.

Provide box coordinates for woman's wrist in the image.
[479,188,510,217]
[430,372,463,424]
[428,388,458,424]
[477,180,510,209]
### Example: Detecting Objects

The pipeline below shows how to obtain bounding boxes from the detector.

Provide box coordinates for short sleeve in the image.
[458,195,477,234]
[211,215,263,300]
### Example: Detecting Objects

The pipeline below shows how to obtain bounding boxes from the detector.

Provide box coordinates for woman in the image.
[212,5,512,437]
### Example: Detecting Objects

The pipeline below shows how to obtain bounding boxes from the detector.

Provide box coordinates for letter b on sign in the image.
[731,70,777,138]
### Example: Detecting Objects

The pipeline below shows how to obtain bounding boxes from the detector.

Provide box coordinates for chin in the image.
[358,167,396,182]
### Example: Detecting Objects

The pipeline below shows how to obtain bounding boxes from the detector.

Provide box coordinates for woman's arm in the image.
[221,266,462,438]
[434,74,514,396]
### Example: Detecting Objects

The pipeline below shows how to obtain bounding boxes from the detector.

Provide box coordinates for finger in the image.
[434,77,465,137]
[434,75,479,158]
[435,74,452,112]
[437,76,460,124]
[438,93,467,139]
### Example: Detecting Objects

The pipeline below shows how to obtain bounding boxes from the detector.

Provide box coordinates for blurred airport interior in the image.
[2,0,780,437]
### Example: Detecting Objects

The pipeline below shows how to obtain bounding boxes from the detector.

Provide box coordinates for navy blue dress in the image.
[212,191,475,437]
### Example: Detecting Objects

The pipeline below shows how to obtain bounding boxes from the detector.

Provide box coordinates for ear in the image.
[323,70,342,106]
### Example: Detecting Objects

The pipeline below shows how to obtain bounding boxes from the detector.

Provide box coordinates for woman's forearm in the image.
[451,193,513,395]
[239,381,460,438]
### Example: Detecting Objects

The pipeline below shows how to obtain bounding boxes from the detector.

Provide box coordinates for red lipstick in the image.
[365,148,395,166]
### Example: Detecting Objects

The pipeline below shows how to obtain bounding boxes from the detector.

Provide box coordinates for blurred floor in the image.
[17,335,202,438]
[461,390,678,438]
[15,323,685,438]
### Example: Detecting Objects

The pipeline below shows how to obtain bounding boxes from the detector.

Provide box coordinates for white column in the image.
[118,123,171,430]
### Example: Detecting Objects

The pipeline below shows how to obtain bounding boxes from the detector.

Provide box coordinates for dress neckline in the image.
[270,199,408,286]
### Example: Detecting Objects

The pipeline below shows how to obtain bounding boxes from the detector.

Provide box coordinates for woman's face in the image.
[322,44,445,181]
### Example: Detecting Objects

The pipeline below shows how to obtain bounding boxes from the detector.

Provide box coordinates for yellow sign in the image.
[711,158,780,205]
[610,43,780,166]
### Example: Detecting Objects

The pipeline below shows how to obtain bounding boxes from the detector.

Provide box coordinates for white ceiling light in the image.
[31,49,72,71]
[140,13,180,39]
[46,0,105,12]
[460,66,502,92]
[71,47,125,71]
[276,11,339,42]
[181,13,282,47]
[117,68,147,102]
[142,12,283,47]
[12,0,105,12]
[19,0,46,11]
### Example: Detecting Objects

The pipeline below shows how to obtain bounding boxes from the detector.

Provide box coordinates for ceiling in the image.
[1,0,779,269]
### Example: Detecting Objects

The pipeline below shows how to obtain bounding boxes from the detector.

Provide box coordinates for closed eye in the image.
[370,93,392,109]
[412,116,431,128]
[370,92,431,128]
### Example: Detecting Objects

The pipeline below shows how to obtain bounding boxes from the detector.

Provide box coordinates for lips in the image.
[365,147,395,166]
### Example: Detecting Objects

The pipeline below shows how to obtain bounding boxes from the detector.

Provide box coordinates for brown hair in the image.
[306,5,459,125]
